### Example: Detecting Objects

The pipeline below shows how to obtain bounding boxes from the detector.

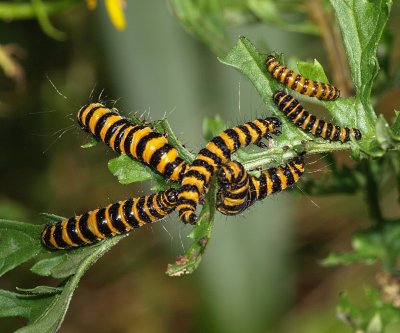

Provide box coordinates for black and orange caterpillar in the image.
[177,117,281,224]
[273,91,362,143]
[217,157,305,215]
[266,55,340,100]
[77,103,188,182]
[41,189,178,250]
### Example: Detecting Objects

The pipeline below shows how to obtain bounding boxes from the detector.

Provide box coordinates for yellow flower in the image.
[86,0,126,30]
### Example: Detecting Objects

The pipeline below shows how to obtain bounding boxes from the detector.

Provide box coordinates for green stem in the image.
[0,0,81,20]
[362,159,384,226]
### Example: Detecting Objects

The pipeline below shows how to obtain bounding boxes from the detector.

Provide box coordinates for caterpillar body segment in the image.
[273,91,362,143]
[177,117,282,224]
[216,157,305,215]
[41,189,178,250]
[266,55,340,101]
[77,103,188,182]
[216,161,250,215]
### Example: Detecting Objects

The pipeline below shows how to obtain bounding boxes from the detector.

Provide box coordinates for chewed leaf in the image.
[0,220,44,278]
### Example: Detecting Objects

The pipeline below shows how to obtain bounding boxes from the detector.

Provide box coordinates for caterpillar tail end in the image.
[179,210,197,225]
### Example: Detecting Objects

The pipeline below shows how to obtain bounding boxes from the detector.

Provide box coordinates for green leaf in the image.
[376,114,400,150]
[167,0,231,55]
[0,220,44,278]
[156,119,195,163]
[391,110,400,136]
[1,233,122,332]
[31,236,124,279]
[329,0,392,124]
[203,115,226,141]
[16,286,63,297]
[337,289,400,332]
[108,155,163,184]
[166,178,217,276]
[247,0,319,35]
[80,136,98,149]
[323,222,400,272]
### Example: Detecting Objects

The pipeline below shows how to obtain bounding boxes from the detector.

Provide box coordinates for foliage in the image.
[0,0,399,332]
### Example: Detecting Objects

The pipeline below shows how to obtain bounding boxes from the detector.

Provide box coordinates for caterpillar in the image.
[216,156,305,215]
[266,55,340,101]
[77,103,188,182]
[177,117,281,224]
[41,188,178,250]
[216,161,250,215]
[273,91,362,143]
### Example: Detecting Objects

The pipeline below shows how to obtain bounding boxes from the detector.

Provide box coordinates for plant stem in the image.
[0,0,81,20]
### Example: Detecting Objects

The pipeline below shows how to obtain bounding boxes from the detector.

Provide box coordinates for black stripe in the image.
[185,169,208,183]
[94,112,116,138]
[42,226,53,249]
[164,158,185,179]
[211,136,231,160]
[224,128,240,151]
[78,213,98,243]
[247,121,263,139]
[81,105,102,129]
[53,222,71,249]
[135,131,164,160]
[235,125,252,146]
[248,179,258,203]
[147,194,165,219]
[106,121,129,149]
[96,208,113,237]
[288,105,303,121]
[315,120,325,136]
[149,144,173,171]
[123,199,139,228]
[66,217,86,246]
[192,158,215,174]
[123,125,144,158]
[135,197,153,224]
[284,70,294,86]
[283,165,295,187]
[270,168,282,193]
[333,126,342,141]
[258,173,268,200]
[198,148,221,166]
[295,110,309,127]
[108,202,128,233]
[325,123,334,140]
[305,115,317,131]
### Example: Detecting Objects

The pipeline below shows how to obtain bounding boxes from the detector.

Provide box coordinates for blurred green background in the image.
[0,1,399,332]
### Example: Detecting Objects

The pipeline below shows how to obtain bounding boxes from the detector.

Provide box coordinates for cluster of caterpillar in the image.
[41,53,360,250]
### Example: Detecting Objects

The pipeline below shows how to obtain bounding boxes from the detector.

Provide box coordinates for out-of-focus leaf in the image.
[329,0,392,125]
[323,222,400,272]
[203,115,226,141]
[168,0,230,55]
[0,220,44,278]
[391,110,400,136]
[337,289,400,332]
[248,0,319,35]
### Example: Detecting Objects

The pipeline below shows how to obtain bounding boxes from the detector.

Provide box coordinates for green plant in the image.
[1,0,400,332]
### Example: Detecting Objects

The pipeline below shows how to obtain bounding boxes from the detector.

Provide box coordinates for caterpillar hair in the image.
[177,117,281,224]
[273,91,362,143]
[266,55,340,101]
[41,188,178,250]
[216,156,305,215]
[77,103,188,182]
